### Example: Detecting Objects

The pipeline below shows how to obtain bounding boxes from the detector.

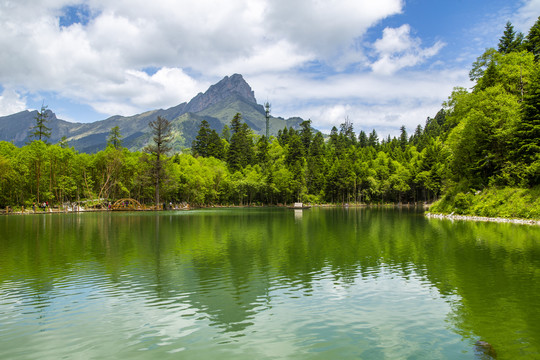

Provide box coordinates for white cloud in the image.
[516,0,540,31]
[0,88,27,116]
[212,40,314,77]
[246,68,470,137]
[0,0,464,139]
[0,0,405,117]
[73,67,208,116]
[265,0,403,55]
[370,25,445,75]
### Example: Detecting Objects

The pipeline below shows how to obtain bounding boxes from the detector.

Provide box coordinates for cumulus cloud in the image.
[0,0,407,118]
[77,67,206,115]
[212,40,314,77]
[370,25,445,75]
[516,0,540,30]
[0,88,27,116]
[265,0,403,55]
[0,0,477,139]
[248,68,470,135]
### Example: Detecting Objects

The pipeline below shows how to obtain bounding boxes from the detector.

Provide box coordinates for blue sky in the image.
[0,0,539,137]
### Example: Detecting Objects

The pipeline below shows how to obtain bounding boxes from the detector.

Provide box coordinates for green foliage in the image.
[226,113,254,172]
[445,85,521,187]
[299,119,313,152]
[498,21,524,54]
[29,104,52,143]
[472,50,535,95]
[469,48,498,81]
[107,126,123,149]
[525,16,540,61]
[368,129,379,148]
[516,65,540,168]
[190,124,206,156]
[431,187,540,219]
[145,116,173,206]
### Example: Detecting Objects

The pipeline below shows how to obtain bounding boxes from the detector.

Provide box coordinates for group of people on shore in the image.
[32,202,49,212]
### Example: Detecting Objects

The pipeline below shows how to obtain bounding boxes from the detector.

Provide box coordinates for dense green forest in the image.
[0,18,539,214]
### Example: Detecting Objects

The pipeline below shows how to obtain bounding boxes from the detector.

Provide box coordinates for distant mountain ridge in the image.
[0,74,304,153]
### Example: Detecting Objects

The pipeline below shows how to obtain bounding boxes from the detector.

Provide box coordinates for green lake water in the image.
[0,207,539,359]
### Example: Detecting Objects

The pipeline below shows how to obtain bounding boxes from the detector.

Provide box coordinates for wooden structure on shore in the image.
[110,198,161,211]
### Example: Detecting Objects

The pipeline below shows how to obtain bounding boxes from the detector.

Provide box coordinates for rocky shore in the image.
[425,213,540,226]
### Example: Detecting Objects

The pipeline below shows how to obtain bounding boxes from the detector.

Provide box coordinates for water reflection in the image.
[0,208,539,359]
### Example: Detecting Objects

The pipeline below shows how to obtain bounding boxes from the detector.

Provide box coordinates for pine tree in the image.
[29,103,52,143]
[226,113,254,171]
[285,132,304,166]
[58,136,69,149]
[207,129,225,160]
[278,126,289,146]
[107,126,123,149]
[339,117,356,146]
[411,124,423,148]
[329,126,339,148]
[525,16,540,61]
[358,130,368,148]
[307,132,326,194]
[368,129,379,148]
[517,67,540,163]
[399,125,408,150]
[498,21,523,54]
[300,119,313,153]
[145,116,172,207]
[192,119,211,157]
[256,136,270,166]
[476,60,501,91]
[221,124,231,141]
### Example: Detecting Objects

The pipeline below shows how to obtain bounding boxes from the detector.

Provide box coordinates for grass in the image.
[429,186,540,220]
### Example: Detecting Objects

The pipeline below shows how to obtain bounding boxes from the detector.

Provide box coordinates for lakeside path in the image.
[426,213,540,226]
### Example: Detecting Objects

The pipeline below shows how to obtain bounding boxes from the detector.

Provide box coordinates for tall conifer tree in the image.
[30,103,52,143]
[526,16,540,61]
[226,113,254,171]
[498,21,523,54]
[517,67,540,164]
[192,119,211,157]
[145,116,172,208]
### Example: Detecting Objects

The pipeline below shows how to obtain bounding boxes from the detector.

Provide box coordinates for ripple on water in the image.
[0,260,473,360]
[218,264,469,359]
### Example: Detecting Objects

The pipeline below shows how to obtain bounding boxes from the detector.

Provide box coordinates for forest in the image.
[0,18,539,214]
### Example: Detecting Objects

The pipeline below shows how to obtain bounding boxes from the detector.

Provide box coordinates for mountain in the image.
[0,74,304,153]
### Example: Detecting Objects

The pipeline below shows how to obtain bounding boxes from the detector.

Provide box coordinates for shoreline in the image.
[425,212,540,226]
[6,206,539,226]
[1,202,430,216]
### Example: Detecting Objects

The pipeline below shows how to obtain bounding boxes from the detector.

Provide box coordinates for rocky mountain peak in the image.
[185,74,257,113]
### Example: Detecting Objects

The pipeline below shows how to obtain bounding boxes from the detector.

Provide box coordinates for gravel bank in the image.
[425,213,540,226]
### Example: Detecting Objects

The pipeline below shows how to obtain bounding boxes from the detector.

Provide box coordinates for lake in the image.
[1,207,539,359]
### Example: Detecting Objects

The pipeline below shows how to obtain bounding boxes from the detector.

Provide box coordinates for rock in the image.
[474,340,497,359]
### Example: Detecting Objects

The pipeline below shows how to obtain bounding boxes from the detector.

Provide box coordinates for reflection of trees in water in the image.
[1,209,539,355]
[423,220,540,358]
